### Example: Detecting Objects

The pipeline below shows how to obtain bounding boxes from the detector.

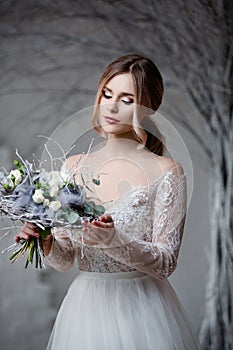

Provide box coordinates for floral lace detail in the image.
[46,164,187,279]
[45,227,76,272]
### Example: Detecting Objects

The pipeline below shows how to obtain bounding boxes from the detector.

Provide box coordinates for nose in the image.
[107,101,119,113]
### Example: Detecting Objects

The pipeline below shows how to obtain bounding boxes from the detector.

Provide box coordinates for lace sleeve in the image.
[45,227,76,272]
[102,165,187,279]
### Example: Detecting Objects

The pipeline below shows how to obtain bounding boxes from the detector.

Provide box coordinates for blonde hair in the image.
[92,54,164,155]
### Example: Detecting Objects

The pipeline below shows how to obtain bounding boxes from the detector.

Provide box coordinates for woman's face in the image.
[98,73,136,138]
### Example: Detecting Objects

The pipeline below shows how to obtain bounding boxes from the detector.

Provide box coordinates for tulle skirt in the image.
[46,270,200,350]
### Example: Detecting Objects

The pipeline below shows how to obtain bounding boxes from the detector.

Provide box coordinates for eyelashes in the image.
[122,98,134,105]
[102,89,112,99]
[101,89,134,105]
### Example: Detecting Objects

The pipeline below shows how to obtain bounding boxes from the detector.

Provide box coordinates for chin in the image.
[102,126,131,135]
[102,122,132,132]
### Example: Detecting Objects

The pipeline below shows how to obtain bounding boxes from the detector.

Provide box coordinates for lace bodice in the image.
[46,163,187,279]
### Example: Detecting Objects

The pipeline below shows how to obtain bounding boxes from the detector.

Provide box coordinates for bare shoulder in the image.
[150,154,184,177]
[64,154,86,174]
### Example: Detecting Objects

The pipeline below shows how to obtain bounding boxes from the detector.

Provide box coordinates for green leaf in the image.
[65,211,80,224]
[94,205,105,215]
[25,258,29,269]
[35,249,38,268]
[14,160,19,166]
[84,201,105,216]
[84,202,95,215]
[37,227,51,239]
[9,248,23,261]
[28,239,35,262]
[18,165,25,173]
[92,178,100,186]
[87,200,95,208]
[35,181,40,189]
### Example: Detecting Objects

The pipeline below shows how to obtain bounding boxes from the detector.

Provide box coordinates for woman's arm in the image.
[45,227,76,272]
[44,155,84,271]
[84,164,187,279]
[15,222,76,272]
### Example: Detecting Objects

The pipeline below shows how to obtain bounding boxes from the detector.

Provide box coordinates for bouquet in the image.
[0,149,105,269]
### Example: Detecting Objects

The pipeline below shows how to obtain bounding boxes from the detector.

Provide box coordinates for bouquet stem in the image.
[9,227,51,269]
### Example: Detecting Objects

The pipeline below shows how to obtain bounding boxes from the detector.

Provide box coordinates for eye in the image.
[102,89,112,99]
[122,98,134,105]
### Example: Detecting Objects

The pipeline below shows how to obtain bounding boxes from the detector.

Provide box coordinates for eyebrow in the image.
[103,86,135,97]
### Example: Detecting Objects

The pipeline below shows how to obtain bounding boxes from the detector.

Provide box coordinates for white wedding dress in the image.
[46,164,200,350]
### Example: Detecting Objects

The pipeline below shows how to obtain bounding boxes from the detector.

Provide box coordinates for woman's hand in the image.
[15,221,40,242]
[15,222,53,256]
[82,214,115,247]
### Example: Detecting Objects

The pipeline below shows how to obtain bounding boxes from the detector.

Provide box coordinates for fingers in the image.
[81,226,97,245]
[82,225,101,241]
[82,236,97,246]
[15,222,39,242]
[99,214,114,223]
[81,226,107,246]
[82,221,114,239]
[82,218,115,246]
[91,220,114,229]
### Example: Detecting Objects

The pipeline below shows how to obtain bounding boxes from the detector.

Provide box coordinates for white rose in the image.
[49,185,59,198]
[49,200,61,211]
[32,189,45,204]
[49,171,64,188]
[43,198,50,206]
[8,169,22,186]
[39,172,50,186]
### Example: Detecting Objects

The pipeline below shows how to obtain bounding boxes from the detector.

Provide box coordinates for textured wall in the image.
[0,2,210,349]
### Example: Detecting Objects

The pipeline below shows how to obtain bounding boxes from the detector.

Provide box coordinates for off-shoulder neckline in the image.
[102,166,187,205]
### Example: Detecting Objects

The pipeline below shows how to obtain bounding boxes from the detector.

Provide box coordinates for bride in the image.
[16,54,200,349]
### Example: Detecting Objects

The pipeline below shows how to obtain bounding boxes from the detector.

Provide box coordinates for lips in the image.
[104,116,120,124]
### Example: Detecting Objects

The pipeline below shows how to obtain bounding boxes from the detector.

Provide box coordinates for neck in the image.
[102,134,144,155]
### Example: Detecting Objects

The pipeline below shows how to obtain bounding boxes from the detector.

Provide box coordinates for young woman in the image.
[17,54,200,349]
